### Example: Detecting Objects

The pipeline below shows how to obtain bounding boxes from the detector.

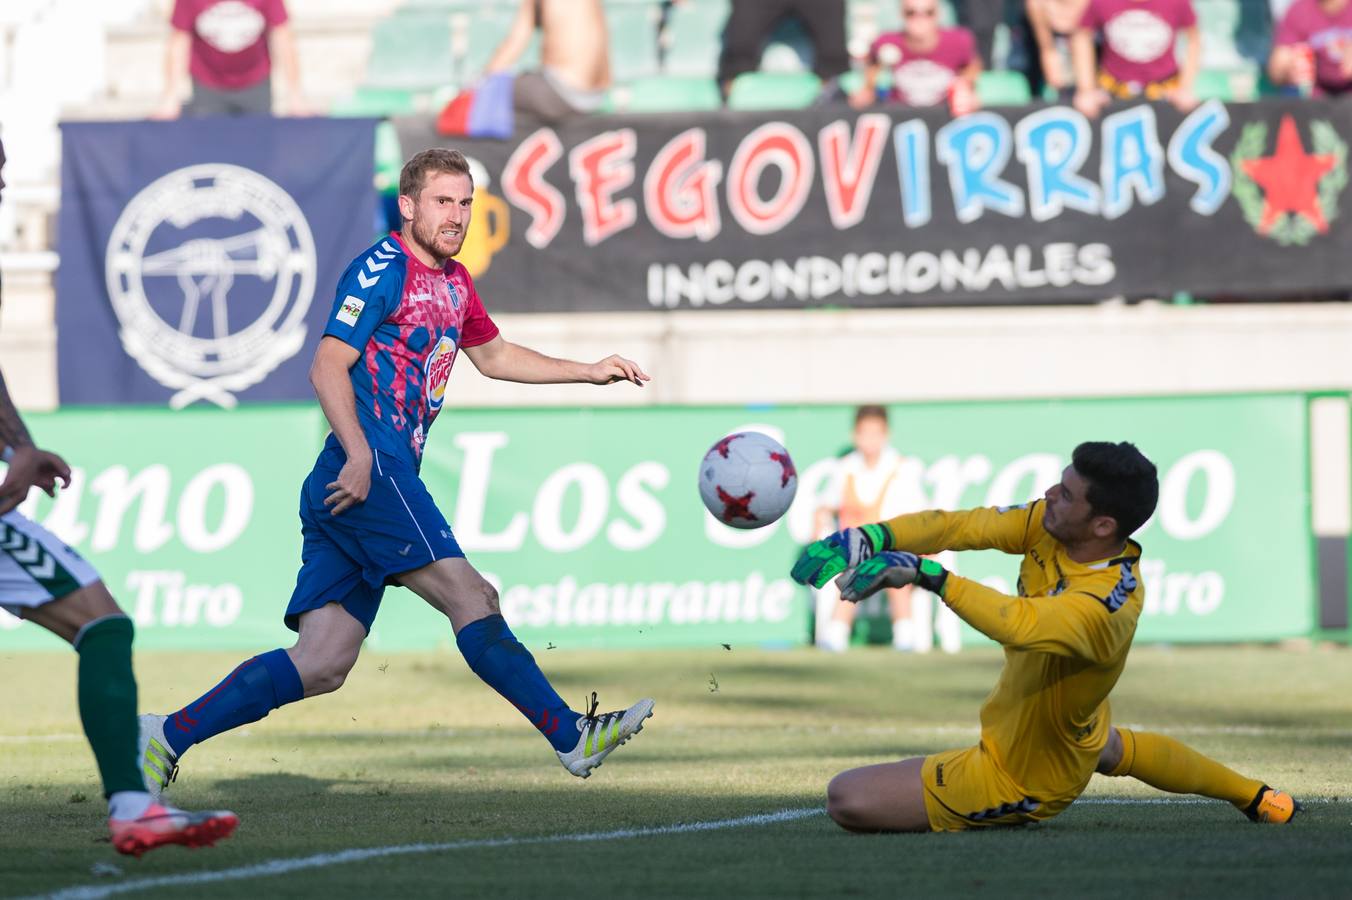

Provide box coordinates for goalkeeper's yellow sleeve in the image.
[882,501,1043,556]
[940,575,1132,663]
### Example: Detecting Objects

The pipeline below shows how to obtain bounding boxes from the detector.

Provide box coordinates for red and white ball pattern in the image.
[698,431,798,529]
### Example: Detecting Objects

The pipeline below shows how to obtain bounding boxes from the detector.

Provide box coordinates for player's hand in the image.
[790,523,891,588]
[0,445,72,515]
[585,354,650,388]
[325,452,372,516]
[838,552,950,603]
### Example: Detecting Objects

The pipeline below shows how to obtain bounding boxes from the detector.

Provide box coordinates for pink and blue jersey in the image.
[323,232,499,469]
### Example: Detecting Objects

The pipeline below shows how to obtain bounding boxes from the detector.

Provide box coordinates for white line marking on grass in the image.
[30,807,826,900]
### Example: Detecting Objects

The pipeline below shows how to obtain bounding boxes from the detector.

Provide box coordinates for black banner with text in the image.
[395,98,1350,312]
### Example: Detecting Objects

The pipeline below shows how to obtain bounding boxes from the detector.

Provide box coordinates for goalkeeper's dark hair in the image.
[1071,441,1159,539]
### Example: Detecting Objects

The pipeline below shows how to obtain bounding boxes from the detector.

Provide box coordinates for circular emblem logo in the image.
[105,164,317,408]
[424,334,459,411]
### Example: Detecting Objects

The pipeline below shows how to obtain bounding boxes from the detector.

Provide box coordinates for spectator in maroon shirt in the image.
[850,0,982,111]
[1071,0,1201,118]
[1269,0,1352,95]
[153,0,309,118]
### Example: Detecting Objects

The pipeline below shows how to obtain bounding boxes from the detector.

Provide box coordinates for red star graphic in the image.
[1241,115,1337,235]
[716,486,758,524]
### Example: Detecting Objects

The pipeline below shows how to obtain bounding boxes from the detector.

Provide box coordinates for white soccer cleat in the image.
[557,693,654,779]
[138,713,180,799]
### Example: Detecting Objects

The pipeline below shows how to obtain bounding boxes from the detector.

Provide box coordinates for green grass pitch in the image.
[2,644,1349,898]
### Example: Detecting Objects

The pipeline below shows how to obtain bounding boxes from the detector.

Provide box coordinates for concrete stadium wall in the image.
[6,294,1352,410]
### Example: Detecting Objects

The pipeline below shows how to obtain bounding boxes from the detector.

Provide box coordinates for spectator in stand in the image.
[718,0,850,101]
[1269,0,1352,96]
[485,0,612,123]
[1071,0,1201,118]
[850,0,982,113]
[153,0,308,118]
[1026,0,1091,100]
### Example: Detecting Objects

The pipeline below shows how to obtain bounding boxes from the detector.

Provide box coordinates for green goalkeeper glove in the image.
[790,523,893,588]
[837,552,949,603]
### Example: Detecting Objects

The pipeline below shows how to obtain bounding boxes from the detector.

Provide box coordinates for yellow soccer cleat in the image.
[1243,785,1302,824]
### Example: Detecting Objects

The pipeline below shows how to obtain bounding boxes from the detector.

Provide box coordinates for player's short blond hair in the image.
[399,148,473,200]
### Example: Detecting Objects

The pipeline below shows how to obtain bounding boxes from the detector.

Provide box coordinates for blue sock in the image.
[165,649,304,755]
[455,614,580,753]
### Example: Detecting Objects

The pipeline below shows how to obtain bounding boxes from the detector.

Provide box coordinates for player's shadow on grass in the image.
[210,771,363,797]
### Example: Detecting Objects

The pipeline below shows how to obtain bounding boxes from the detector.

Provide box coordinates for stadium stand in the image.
[0,0,1299,410]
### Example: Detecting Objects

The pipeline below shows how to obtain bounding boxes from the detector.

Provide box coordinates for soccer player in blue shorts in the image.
[137,148,655,795]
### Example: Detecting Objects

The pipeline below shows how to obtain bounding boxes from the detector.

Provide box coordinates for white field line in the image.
[21,799,1347,900]
[30,807,825,900]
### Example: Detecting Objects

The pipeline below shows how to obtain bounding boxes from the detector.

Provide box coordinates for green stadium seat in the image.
[364,11,456,90]
[661,0,727,77]
[606,3,662,81]
[726,71,822,110]
[456,11,540,83]
[609,75,722,112]
[1193,68,1235,101]
[976,70,1031,106]
[329,86,424,117]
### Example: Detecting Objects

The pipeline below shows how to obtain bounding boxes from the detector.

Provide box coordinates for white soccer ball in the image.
[698,431,798,529]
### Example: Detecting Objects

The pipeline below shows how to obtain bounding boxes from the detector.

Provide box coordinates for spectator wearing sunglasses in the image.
[851,0,982,111]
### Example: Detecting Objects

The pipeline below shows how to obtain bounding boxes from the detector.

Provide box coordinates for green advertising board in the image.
[4,395,1313,651]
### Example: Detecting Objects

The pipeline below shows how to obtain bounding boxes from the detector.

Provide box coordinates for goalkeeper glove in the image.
[790,523,892,588]
[837,552,949,603]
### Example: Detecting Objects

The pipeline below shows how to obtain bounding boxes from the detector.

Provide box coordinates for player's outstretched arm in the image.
[883,504,1041,556]
[839,556,1123,662]
[0,366,71,514]
[464,335,650,387]
[309,337,371,515]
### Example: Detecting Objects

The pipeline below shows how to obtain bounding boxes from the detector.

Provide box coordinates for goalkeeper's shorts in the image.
[921,744,1078,831]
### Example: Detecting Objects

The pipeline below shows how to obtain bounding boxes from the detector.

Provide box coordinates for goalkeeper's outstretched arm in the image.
[837,554,1126,662]
[881,503,1042,556]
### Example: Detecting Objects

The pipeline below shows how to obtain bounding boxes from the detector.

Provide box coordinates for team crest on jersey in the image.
[105,163,317,409]
[425,335,458,411]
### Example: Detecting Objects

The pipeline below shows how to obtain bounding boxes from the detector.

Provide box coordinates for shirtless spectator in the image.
[1268,0,1352,96]
[485,0,611,123]
[153,0,308,118]
[850,0,982,113]
[1027,0,1091,99]
[1071,0,1200,118]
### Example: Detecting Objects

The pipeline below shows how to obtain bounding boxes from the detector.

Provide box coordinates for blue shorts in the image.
[284,445,464,633]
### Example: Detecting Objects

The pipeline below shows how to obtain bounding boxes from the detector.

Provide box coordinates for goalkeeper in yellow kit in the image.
[791,441,1300,832]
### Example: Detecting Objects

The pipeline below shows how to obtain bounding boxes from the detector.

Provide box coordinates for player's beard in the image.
[412,214,466,263]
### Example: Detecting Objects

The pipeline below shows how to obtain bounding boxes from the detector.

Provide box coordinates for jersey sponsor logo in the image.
[425,335,458,411]
[336,295,365,326]
[105,163,317,409]
[1100,560,1137,613]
